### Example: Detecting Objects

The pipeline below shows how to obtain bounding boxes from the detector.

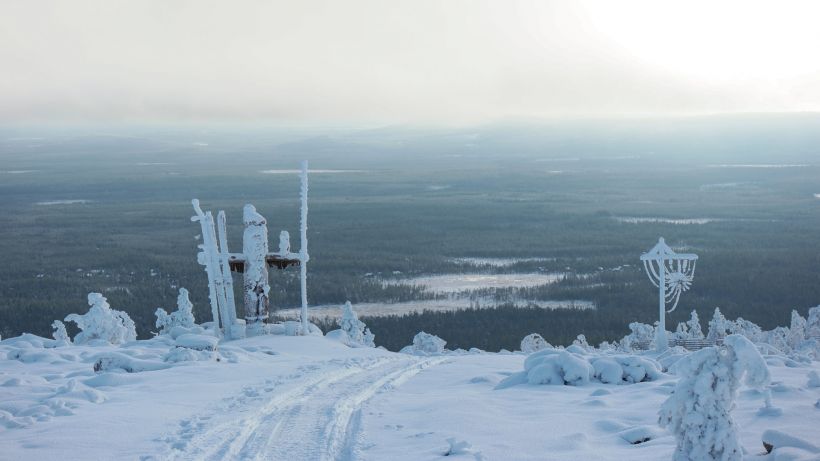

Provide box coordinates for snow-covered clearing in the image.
[259,169,369,174]
[708,164,809,169]
[2,333,819,460]
[34,200,92,206]
[614,217,721,225]
[383,273,565,294]
[447,257,556,268]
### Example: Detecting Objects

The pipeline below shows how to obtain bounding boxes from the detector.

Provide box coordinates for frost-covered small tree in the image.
[622,322,655,350]
[686,310,704,340]
[520,333,550,353]
[729,317,763,344]
[673,322,689,341]
[401,331,446,355]
[339,301,375,348]
[706,307,732,342]
[572,334,591,351]
[788,310,807,350]
[807,305,820,339]
[659,335,770,461]
[155,288,197,335]
[52,320,70,344]
[765,326,790,354]
[65,293,137,345]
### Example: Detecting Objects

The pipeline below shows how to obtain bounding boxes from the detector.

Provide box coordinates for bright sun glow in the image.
[583,0,820,83]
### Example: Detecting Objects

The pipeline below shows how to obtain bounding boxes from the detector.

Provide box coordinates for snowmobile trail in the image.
[163,356,444,461]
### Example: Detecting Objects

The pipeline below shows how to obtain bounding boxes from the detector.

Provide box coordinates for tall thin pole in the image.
[299,160,310,335]
[657,258,667,352]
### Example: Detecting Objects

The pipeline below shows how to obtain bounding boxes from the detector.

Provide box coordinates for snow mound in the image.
[496,349,593,388]
[92,352,172,373]
[400,331,447,356]
[592,356,662,384]
[806,370,820,388]
[268,321,323,336]
[497,350,663,389]
[174,334,218,351]
[762,429,820,458]
[617,425,664,445]
[65,293,137,345]
[520,333,550,353]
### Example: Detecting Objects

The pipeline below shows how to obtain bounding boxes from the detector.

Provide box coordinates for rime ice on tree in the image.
[659,334,770,461]
[640,237,698,352]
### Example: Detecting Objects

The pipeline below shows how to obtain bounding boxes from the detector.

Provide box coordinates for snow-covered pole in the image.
[641,237,698,353]
[657,254,667,351]
[216,210,238,337]
[192,199,222,338]
[299,160,310,335]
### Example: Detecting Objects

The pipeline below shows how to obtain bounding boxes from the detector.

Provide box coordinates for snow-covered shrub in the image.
[706,307,731,342]
[155,288,196,335]
[65,293,137,345]
[496,349,594,388]
[51,320,70,344]
[337,301,375,347]
[729,317,764,343]
[659,334,770,461]
[400,331,446,356]
[572,334,591,351]
[520,333,550,353]
[592,356,662,384]
[621,322,655,351]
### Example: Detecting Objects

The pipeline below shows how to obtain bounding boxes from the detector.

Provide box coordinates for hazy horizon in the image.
[3,0,820,125]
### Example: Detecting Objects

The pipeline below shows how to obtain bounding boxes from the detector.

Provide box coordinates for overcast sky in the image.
[2,0,819,125]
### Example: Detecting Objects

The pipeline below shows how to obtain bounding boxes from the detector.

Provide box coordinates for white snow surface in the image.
[1,333,819,460]
[383,273,566,294]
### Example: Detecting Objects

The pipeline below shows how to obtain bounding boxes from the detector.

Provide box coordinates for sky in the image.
[2,0,820,125]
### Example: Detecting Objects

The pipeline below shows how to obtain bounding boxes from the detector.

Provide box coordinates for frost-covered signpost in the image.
[640,237,698,352]
[192,163,309,338]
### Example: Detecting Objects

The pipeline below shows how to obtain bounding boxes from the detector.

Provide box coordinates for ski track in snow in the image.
[160,355,444,461]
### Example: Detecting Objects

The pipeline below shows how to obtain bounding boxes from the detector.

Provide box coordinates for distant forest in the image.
[2,121,819,346]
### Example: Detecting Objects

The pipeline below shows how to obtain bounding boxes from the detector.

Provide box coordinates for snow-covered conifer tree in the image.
[65,293,137,345]
[686,310,704,340]
[339,301,375,347]
[788,310,807,350]
[707,307,731,342]
[659,335,770,461]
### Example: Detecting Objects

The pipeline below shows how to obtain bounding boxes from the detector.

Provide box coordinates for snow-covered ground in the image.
[447,257,557,268]
[2,333,818,461]
[383,273,565,294]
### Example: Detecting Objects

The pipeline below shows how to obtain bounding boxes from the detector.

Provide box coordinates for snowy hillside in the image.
[1,316,819,460]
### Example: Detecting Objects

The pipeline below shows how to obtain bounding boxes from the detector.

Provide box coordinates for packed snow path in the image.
[164,356,444,461]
